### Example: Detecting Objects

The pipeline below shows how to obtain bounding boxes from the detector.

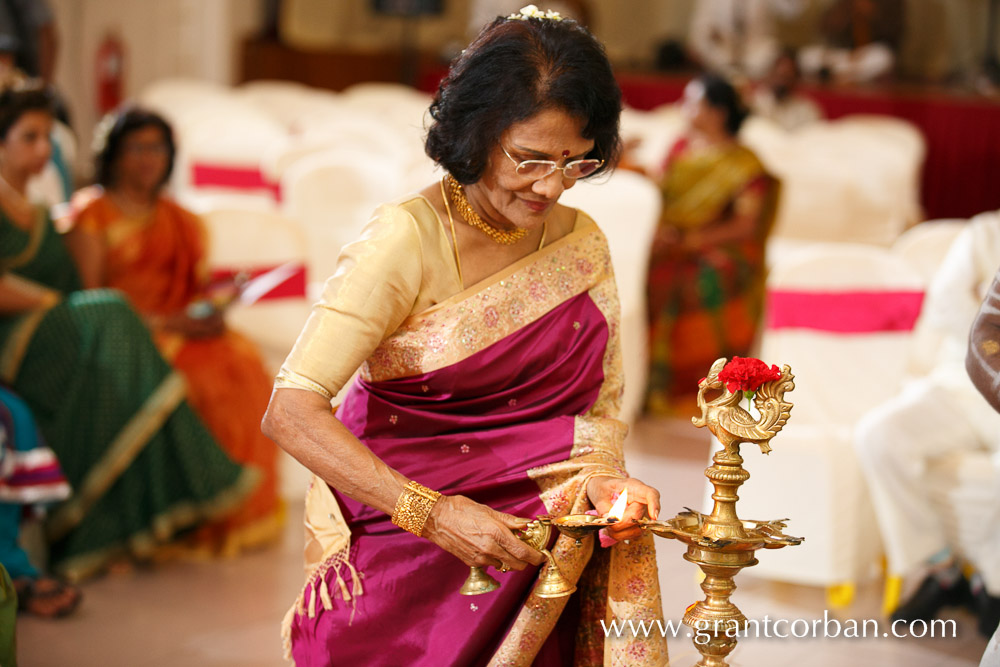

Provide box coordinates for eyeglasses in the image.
[501,145,603,180]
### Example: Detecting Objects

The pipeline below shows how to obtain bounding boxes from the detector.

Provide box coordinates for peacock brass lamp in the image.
[639,357,803,667]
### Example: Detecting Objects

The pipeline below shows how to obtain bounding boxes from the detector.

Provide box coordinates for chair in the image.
[560,170,662,425]
[138,78,233,113]
[293,113,416,164]
[280,151,405,285]
[200,208,312,374]
[234,80,338,130]
[743,116,924,247]
[716,244,926,606]
[169,105,290,200]
[891,219,966,285]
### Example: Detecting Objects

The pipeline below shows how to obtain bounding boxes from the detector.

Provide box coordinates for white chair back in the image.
[891,219,965,285]
[281,151,405,284]
[201,208,311,373]
[762,243,925,424]
[743,115,925,246]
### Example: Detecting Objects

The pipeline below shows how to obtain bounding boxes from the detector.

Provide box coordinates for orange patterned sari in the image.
[72,190,281,553]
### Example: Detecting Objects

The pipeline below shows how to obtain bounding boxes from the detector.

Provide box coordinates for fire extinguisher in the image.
[96,33,124,114]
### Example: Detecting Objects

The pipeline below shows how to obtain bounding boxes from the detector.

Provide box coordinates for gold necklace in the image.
[445,174,528,245]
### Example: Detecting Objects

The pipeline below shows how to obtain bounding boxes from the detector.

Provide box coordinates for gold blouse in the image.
[275,193,587,400]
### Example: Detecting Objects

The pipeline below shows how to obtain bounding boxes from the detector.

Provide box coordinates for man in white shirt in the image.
[751,50,824,131]
[855,211,1000,639]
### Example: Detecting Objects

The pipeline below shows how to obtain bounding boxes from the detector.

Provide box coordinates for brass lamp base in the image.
[460,566,500,596]
[533,552,577,598]
[458,516,611,599]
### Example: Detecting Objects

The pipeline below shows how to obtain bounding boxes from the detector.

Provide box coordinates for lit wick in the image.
[606,487,629,521]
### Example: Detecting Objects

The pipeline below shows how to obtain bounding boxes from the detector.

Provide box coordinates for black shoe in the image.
[969,575,1000,639]
[891,572,969,624]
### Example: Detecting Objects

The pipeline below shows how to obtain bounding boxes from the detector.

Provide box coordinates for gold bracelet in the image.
[391,480,442,537]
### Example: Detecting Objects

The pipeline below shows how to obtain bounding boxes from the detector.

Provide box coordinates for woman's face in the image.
[470,107,595,231]
[682,80,724,136]
[0,110,53,178]
[115,125,170,194]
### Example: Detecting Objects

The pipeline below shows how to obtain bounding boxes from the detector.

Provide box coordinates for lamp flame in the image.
[606,488,629,521]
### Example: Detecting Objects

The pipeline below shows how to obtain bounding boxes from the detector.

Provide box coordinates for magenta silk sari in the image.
[285,222,667,666]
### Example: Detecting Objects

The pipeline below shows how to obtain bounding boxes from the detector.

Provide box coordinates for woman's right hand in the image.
[160,310,225,338]
[423,495,546,572]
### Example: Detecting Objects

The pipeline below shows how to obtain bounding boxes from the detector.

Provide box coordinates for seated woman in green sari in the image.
[645,74,780,416]
[0,81,258,582]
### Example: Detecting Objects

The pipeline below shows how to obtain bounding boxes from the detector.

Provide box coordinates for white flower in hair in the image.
[508,5,563,21]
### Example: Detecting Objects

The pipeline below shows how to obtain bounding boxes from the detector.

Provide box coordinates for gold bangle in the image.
[391,480,442,537]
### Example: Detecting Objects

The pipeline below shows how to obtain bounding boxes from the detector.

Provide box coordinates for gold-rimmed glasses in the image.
[501,145,602,180]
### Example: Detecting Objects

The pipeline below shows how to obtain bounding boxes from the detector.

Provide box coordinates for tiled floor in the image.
[18,418,991,666]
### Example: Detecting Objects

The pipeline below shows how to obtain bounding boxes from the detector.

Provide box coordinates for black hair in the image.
[95,107,176,188]
[0,82,54,140]
[426,15,621,184]
[698,73,749,136]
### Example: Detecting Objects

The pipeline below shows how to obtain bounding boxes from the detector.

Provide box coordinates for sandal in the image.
[13,576,82,619]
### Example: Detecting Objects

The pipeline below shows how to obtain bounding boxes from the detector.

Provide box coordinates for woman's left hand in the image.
[586,475,661,542]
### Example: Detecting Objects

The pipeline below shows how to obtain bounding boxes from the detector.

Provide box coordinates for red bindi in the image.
[562,150,570,157]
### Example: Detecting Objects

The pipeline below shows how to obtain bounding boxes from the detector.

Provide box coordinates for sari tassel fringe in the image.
[320,577,334,609]
[280,544,365,662]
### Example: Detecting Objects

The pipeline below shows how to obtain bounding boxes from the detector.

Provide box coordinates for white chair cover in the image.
[280,151,405,285]
[200,207,312,374]
[891,219,966,285]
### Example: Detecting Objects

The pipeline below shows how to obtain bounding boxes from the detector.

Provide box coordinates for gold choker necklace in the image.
[445,174,529,245]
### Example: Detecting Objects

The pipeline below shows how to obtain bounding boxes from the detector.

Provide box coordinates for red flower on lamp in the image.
[717,356,782,407]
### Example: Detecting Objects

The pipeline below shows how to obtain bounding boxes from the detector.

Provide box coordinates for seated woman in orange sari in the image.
[65,109,280,554]
[645,74,780,417]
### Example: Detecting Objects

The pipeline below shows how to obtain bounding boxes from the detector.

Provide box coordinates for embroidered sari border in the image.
[53,466,261,583]
[0,207,47,274]
[47,371,191,542]
[363,225,612,383]
[0,299,57,384]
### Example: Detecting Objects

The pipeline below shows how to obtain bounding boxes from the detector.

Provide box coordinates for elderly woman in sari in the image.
[263,8,668,666]
[0,82,256,581]
[644,74,780,416]
[66,109,280,555]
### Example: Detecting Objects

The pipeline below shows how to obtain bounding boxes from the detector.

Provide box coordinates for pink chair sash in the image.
[191,163,282,200]
[766,289,925,333]
[209,263,307,301]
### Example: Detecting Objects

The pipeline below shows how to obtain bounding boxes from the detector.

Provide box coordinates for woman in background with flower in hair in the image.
[644,73,780,417]
[66,108,281,556]
[0,81,257,582]
[263,6,667,665]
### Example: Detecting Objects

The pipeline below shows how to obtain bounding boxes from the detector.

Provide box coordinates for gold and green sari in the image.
[0,209,257,581]
[645,138,779,416]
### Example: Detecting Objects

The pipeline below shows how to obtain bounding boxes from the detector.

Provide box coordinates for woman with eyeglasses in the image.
[66,108,281,557]
[263,7,668,666]
[0,82,257,583]
[644,74,781,418]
